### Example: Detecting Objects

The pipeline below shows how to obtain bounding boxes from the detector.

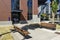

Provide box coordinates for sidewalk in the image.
[0,22,60,40]
[11,28,60,40]
[12,24,60,40]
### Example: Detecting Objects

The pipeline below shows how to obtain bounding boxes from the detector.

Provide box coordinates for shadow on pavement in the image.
[21,24,41,31]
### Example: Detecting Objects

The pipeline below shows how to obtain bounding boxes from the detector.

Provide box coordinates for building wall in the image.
[0,0,11,21]
[0,0,38,21]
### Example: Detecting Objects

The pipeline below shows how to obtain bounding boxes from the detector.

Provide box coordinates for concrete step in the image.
[0,21,12,25]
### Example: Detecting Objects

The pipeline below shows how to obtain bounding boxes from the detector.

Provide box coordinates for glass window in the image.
[11,0,19,10]
[27,0,32,20]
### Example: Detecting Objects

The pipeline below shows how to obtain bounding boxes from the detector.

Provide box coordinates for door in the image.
[11,12,20,24]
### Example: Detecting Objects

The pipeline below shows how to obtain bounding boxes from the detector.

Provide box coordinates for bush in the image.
[41,13,49,20]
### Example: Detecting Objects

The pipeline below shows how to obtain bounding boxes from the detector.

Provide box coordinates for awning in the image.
[11,10,23,12]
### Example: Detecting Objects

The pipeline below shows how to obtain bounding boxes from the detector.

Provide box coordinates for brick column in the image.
[20,0,28,21]
[32,0,40,23]
[32,0,38,15]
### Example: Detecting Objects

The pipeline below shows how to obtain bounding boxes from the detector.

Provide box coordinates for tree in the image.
[51,0,58,24]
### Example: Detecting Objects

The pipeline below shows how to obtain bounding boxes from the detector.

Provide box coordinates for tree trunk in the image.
[52,12,55,24]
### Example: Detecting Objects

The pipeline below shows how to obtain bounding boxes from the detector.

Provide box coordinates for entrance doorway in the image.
[11,0,20,24]
[11,12,20,24]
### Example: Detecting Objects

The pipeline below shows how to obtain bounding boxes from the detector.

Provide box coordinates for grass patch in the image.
[1,33,14,40]
[0,25,14,40]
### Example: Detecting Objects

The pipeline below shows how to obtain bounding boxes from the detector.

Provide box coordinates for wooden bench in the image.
[40,23,56,29]
[14,26,30,36]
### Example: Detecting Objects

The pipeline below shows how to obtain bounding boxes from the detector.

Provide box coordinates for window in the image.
[11,0,19,10]
[27,0,32,20]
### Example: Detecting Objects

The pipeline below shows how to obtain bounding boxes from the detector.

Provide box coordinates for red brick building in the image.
[0,0,47,23]
[0,0,38,20]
